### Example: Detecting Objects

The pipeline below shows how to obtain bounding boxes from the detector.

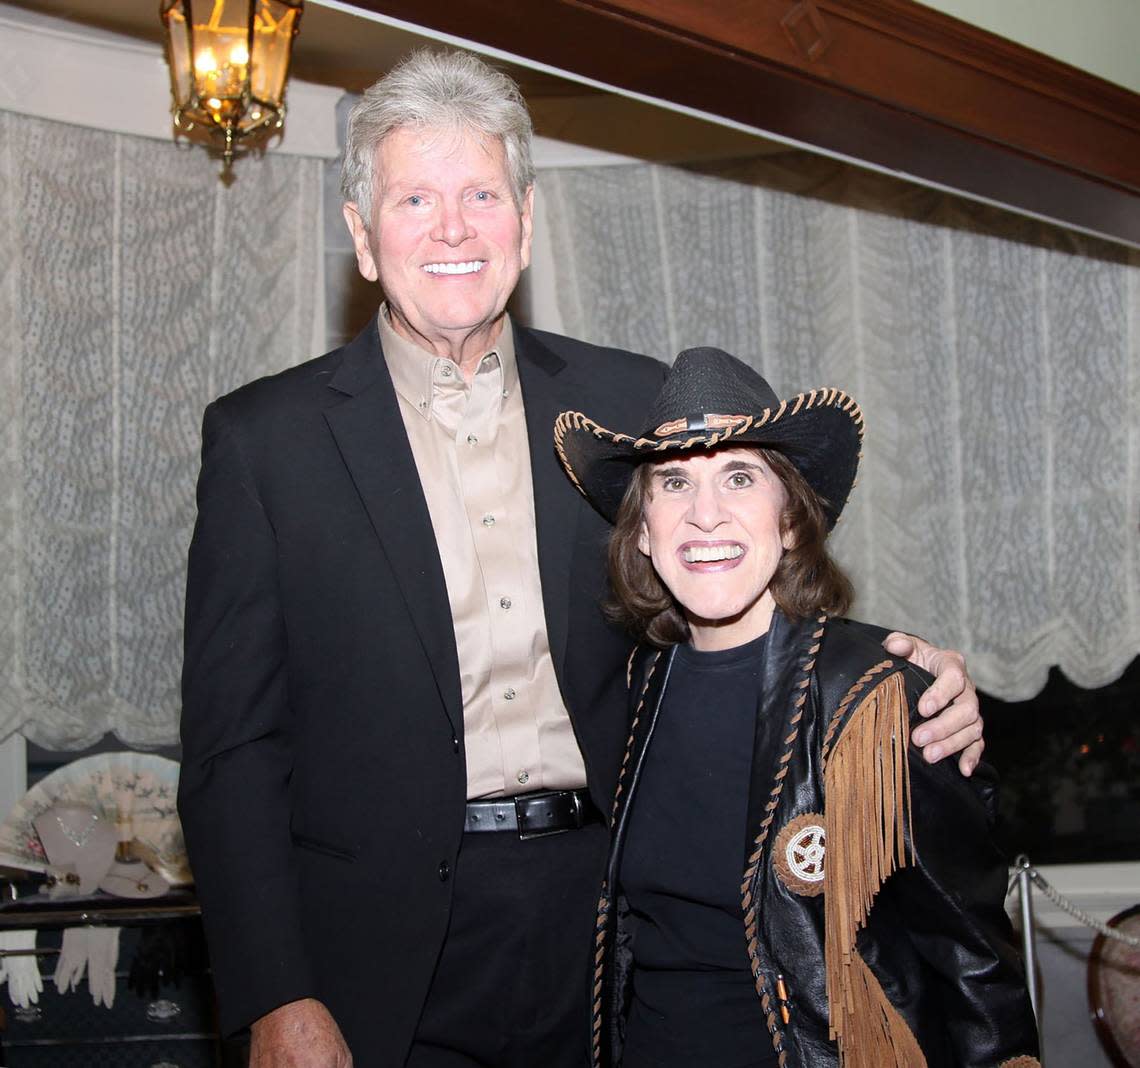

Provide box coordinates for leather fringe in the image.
[823,670,925,1067]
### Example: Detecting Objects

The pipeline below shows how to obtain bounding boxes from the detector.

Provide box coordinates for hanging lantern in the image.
[160,0,303,176]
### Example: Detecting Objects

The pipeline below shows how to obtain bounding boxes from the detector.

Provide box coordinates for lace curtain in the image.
[541,153,1140,700]
[0,111,324,748]
[2,112,1135,752]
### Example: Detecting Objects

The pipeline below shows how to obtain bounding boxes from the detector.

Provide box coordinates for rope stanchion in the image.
[1007,857,1140,1066]
[1009,855,1140,948]
[1007,855,1140,1065]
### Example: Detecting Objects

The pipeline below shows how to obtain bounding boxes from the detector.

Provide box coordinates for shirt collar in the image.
[378,304,519,421]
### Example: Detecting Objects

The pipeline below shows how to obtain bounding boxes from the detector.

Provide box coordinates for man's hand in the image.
[882,632,983,776]
[250,998,353,1067]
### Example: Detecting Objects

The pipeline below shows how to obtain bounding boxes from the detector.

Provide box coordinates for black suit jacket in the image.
[178,318,665,1064]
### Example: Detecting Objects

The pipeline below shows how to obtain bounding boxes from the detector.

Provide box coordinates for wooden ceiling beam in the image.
[350,0,1140,246]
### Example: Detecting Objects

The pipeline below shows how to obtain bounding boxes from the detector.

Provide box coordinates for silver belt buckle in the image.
[516,791,575,840]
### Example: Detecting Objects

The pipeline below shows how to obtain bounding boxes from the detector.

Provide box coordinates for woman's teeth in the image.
[682,544,744,563]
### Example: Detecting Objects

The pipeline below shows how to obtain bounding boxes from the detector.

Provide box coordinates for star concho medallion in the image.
[774,812,826,897]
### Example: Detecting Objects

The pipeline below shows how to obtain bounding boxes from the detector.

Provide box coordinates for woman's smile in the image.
[679,541,746,569]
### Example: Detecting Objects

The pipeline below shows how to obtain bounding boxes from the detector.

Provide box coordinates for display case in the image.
[0,887,246,1067]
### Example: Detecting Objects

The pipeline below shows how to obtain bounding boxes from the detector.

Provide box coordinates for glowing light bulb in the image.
[194,48,218,74]
[230,43,249,66]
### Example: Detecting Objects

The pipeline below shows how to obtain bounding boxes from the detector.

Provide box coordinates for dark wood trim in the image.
[349,0,1140,245]
[603,0,1138,189]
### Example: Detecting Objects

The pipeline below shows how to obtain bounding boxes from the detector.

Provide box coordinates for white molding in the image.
[531,135,645,171]
[0,2,342,159]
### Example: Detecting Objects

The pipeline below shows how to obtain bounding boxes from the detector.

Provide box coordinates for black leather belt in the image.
[464,789,601,839]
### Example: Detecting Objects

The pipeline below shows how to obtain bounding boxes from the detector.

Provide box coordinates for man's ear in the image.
[342,203,379,282]
[519,185,535,271]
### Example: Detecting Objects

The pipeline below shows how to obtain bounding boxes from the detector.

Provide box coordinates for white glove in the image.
[86,927,120,1008]
[54,926,88,994]
[0,930,43,1007]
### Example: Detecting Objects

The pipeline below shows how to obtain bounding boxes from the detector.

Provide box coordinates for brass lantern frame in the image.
[160,0,303,175]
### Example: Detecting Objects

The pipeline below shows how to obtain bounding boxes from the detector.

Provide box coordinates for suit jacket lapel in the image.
[516,326,581,682]
[322,319,463,736]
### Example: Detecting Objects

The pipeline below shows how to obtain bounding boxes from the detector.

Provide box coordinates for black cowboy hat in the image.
[554,346,864,528]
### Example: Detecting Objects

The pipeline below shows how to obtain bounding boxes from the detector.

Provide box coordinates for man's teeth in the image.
[422,261,485,275]
[683,544,744,563]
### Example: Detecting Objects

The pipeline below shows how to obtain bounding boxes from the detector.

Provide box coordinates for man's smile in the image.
[421,260,487,275]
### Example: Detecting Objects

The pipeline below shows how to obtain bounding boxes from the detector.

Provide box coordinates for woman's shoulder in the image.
[810,617,937,772]
[815,620,986,801]
[815,617,932,716]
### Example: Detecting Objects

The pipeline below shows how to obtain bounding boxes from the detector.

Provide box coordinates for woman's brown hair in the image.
[606,447,853,647]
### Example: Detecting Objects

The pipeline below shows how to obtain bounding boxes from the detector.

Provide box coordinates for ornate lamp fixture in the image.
[160,0,303,176]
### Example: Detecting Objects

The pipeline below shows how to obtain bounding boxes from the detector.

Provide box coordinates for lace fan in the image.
[0,753,190,886]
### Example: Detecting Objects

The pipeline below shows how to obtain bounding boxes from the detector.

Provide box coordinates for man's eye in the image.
[728,472,753,488]
[473,190,492,202]
[662,477,688,492]
[406,194,424,206]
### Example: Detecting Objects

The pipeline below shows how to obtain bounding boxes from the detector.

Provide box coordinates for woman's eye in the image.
[406,194,424,207]
[473,190,492,202]
[662,477,688,492]
[728,472,753,488]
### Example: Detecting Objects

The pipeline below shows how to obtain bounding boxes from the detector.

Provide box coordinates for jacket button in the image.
[452,734,460,753]
[438,860,450,882]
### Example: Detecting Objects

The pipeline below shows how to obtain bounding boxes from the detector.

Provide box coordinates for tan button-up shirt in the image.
[379,309,588,799]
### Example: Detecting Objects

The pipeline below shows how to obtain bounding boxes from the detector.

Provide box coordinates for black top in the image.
[620,632,779,1068]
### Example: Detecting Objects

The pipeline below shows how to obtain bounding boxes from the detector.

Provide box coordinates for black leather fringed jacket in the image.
[592,612,1041,1068]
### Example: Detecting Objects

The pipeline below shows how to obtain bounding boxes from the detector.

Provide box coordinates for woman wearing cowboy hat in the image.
[555,348,1039,1068]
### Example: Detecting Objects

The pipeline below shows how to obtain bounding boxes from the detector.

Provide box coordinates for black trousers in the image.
[406,821,609,1068]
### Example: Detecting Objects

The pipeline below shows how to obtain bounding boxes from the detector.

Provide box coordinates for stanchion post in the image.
[1014,855,1042,1050]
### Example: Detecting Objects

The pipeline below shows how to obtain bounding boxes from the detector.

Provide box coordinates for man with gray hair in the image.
[179,49,983,1067]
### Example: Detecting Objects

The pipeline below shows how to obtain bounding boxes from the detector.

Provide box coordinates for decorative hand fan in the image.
[0,753,191,887]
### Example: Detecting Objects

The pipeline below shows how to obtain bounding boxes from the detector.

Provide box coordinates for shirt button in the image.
[482,514,495,527]
[503,687,516,701]
[440,363,454,377]
[500,597,512,610]
[466,434,478,446]
[438,860,450,881]
[517,770,529,785]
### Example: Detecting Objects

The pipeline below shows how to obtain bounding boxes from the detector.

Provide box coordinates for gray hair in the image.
[341,49,536,224]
